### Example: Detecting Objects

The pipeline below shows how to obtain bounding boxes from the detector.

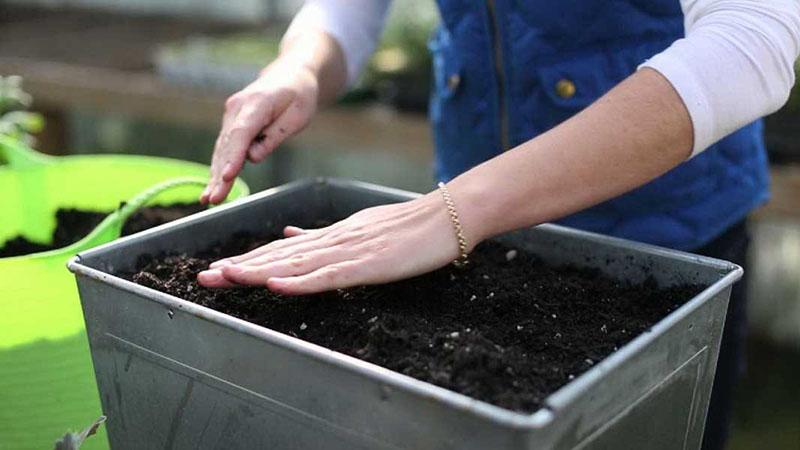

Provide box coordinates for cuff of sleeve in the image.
[282,2,370,88]
[640,48,714,158]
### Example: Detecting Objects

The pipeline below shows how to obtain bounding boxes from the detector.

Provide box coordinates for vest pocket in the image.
[533,52,626,132]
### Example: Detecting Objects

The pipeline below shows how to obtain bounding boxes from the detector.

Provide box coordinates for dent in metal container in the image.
[68,179,741,449]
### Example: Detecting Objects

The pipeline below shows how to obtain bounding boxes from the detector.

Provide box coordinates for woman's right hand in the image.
[201,60,320,204]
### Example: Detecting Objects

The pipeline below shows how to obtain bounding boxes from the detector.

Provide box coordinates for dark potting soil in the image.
[127,230,704,414]
[0,203,205,258]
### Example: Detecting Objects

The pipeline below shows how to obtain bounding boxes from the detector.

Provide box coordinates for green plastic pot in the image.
[0,137,249,450]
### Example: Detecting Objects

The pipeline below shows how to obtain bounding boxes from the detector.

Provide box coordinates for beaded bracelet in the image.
[437,182,469,267]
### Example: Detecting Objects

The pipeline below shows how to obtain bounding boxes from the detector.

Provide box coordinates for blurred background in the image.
[1,1,797,448]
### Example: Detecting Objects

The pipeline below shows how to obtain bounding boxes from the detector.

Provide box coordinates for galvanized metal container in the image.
[68,179,741,450]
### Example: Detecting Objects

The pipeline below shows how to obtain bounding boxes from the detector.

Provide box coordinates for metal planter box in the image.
[68,179,741,450]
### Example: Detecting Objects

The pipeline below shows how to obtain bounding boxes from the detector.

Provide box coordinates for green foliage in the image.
[0,76,45,145]
[157,32,282,66]
[366,2,438,80]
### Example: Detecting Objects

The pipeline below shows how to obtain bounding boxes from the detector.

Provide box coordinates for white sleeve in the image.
[641,0,800,157]
[282,0,392,87]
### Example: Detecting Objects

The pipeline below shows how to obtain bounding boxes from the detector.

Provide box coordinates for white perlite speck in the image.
[299,322,307,331]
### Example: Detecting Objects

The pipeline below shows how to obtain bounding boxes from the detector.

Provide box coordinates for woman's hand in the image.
[197,193,466,295]
[200,61,320,204]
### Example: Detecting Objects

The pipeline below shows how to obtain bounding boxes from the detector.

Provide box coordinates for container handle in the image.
[65,177,209,255]
[0,134,54,168]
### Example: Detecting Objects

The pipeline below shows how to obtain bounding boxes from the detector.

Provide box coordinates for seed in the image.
[505,249,518,261]
[469,294,477,301]
[516,325,524,331]
[449,332,460,339]
[585,358,594,366]
[368,316,378,324]
[299,322,307,330]
[551,314,557,319]
[600,324,608,333]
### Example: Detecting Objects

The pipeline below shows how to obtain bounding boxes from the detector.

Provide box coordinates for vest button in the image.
[447,74,461,91]
[555,79,576,99]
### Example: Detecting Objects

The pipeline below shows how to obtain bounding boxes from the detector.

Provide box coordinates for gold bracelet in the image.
[437,182,469,267]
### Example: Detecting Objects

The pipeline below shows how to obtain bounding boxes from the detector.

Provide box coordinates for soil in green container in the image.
[127,230,703,413]
[0,203,205,258]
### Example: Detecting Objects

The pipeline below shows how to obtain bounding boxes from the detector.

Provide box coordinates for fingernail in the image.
[250,147,266,162]
[283,226,304,237]
[266,277,285,290]
[210,186,224,204]
[197,269,219,284]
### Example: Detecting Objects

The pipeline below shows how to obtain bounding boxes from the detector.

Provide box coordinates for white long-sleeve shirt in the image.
[284,0,800,156]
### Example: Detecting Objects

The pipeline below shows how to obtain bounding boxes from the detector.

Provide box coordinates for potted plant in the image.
[69,179,741,450]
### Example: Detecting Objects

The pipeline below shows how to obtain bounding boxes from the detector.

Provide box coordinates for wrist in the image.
[444,173,513,248]
[274,30,346,103]
[428,181,491,254]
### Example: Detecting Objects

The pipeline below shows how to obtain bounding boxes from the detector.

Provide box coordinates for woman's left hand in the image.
[197,193,464,295]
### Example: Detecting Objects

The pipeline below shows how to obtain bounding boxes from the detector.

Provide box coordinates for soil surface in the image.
[0,203,205,258]
[127,230,703,413]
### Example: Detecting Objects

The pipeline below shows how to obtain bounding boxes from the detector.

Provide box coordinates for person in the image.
[197,1,800,448]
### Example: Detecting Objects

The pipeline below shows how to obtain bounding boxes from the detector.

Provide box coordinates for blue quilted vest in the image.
[429,0,770,250]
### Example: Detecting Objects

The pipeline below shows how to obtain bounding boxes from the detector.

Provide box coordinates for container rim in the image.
[67,177,742,431]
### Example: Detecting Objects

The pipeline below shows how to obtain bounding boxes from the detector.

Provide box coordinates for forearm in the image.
[280,0,391,99]
[450,68,693,246]
[275,30,347,106]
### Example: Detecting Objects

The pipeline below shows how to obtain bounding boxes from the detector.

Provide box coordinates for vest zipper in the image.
[486,0,510,151]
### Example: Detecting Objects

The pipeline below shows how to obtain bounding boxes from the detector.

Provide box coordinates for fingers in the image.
[196,268,238,288]
[204,97,274,204]
[216,247,353,286]
[247,104,309,163]
[202,96,243,204]
[246,132,269,163]
[283,226,306,237]
[208,231,319,269]
[208,223,333,269]
[267,260,367,295]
